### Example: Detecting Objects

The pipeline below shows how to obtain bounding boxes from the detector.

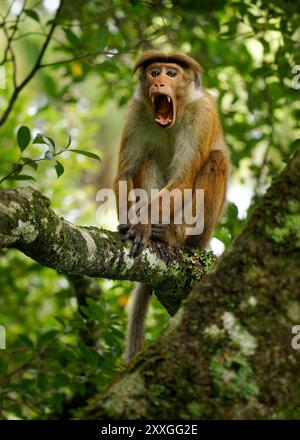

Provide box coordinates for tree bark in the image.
[0,186,216,315]
[81,148,300,419]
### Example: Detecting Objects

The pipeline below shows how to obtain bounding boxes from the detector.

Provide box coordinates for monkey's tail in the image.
[124,283,152,364]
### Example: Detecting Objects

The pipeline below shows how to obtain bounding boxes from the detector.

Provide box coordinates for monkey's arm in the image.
[114,172,134,228]
[124,155,204,257]
[152,149,229,248]
[114,125,138,229]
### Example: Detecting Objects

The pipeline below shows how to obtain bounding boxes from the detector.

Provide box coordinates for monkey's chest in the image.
[155,147,173,173]
[151,133,175,176]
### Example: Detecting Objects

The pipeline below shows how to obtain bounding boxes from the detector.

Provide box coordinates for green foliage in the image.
[0,254,126,418]
[17,126,31,152]
[0,0,299,419]
[69,149,101,161]
[54,160,64,178]
[0,129,100,184]
[23,9,39,23]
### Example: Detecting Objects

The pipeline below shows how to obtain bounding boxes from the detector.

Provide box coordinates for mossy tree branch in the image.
[0,186,216,315]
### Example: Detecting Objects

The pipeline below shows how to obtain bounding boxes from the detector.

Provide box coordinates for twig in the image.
[0,0,26,70]
[0,0,64,128]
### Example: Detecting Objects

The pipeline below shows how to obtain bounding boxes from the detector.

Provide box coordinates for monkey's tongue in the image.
[155,113,172,125]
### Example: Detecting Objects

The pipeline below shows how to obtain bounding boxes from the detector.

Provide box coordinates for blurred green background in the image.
[0,0,299,419]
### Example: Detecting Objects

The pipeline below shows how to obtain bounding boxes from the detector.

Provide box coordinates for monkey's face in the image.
[145,62,187,128]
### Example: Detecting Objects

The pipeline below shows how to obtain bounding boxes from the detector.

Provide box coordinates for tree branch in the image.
[0,0,64,128]
[0,186,216,315]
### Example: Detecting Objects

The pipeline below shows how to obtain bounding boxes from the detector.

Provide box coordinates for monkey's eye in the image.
[167,70,177,77]
[151,69,160,77]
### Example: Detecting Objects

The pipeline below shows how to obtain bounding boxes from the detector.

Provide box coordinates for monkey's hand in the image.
[117,223,132,234]
[118,223,151,258]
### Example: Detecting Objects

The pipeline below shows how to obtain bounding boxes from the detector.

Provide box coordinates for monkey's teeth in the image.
[167,96,171,103]
[155,118,167,125]
[151,96,155,103]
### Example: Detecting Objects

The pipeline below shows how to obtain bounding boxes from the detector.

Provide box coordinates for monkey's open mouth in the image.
[152,94,174,127]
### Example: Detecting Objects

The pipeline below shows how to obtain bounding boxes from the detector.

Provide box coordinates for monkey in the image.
[114,50,229,363]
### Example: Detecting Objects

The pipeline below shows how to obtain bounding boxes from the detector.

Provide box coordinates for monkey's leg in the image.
[185,149,228,249]
[120,158,164,257]
[115,174,135,230]
[151,223,186,246]
[124,283,152,364]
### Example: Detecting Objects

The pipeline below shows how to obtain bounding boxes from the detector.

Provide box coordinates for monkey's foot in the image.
[120,224,150,258]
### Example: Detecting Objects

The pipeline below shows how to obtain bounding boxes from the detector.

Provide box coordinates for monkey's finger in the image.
[135,235,146,256]
[129,232,144,258]
[121,229,135,241]
[118,223,131,234]
[118,223,131,231]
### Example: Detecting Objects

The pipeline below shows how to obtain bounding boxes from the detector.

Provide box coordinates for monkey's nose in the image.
[154,82,165,88]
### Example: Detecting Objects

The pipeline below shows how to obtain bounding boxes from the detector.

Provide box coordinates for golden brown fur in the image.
[115,51,229,363]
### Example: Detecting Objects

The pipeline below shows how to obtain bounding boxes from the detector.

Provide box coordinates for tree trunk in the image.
[82,148,300,419]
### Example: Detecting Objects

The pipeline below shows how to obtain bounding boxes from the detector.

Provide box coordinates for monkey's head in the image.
[133,51,203,128]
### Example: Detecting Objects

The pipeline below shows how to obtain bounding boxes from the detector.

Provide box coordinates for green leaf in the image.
[22,157,38,170]
[18,334,35,348]
[17,126,31,152]
[55,160,64,178]
[37,373,48,392]
[86,298,102,319]
[39,329,60,344]
[69,149,101,161]
[61,349,78,363]
[42,74,58,99]
[78,340,100,365]
[33,134,55,151]
[63,28,80,47]
[14,351,32,368]
[66,134,72,149]
[7,174,35,181]
[45,135,55,149]
[33,133,46,144]
[291,138,300,151]
[95,25,109,51]
[24,9,40,22]
[227,202,239,219]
